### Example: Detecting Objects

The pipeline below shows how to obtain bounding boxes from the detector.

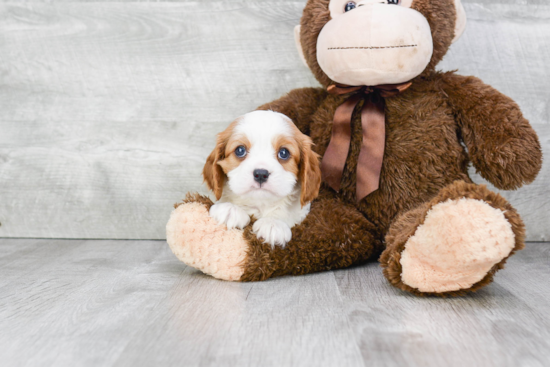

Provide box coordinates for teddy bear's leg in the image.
[167,190,382,282]
[241,189,383,281]
[380,181,525,296]
[166,194,250,281]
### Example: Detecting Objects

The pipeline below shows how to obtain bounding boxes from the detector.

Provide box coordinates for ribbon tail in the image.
[356,95,386,202]
[321,94,361,192]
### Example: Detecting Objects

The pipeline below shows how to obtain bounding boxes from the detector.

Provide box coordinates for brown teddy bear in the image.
[166,0,542,296]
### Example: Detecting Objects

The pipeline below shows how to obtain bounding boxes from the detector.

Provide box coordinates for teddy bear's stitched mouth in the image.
[328,44,417,50]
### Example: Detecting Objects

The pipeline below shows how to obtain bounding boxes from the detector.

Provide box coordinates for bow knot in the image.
[327,82,411,98]
[321,82,412,202]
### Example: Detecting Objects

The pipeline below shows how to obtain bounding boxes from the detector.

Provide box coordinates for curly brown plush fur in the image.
[240,189,384,281]
[254,0,541,293]
[171,0,542,296]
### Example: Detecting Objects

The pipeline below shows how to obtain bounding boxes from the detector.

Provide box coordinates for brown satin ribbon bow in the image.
[321,82,412,202]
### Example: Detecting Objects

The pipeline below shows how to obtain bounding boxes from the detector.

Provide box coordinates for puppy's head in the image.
[203,111,321,206]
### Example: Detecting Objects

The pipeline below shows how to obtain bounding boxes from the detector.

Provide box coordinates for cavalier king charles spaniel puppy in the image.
[202,110,321,247]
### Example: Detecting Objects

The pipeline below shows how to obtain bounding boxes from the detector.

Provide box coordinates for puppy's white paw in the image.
[253,218,292,247]
[209,202,250,230]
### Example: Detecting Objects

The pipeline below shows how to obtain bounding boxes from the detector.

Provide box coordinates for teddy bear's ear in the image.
[294,25,309,68]
[452,0,467,44]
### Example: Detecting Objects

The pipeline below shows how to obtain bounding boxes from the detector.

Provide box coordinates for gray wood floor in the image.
[1,239,549,367]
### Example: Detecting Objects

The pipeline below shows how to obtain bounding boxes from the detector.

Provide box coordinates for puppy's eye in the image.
[235,145,247,158]
[278,148,290,160]
[387,0,399,4]
[344,2,356,12]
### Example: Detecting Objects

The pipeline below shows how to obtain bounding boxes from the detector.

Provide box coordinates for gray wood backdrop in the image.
[0,0,548,240]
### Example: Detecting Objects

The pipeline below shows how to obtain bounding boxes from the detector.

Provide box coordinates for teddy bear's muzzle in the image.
[316,4,434,86]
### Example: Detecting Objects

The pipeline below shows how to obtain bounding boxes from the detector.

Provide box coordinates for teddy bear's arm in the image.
[441,73,542,190]
[256,87,328,134]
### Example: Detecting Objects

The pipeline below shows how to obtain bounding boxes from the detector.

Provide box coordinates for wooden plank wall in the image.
[0,0,548,240]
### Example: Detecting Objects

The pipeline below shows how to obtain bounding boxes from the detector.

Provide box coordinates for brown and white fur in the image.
[203,111,321,247]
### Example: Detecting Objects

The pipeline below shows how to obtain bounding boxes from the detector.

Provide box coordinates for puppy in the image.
[202,110,321,247]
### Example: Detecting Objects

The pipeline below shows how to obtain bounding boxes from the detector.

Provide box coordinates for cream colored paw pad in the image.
[400,198,515,293]
[166,203,247,281]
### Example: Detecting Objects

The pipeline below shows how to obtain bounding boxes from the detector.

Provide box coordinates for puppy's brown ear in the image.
[203,119,241,200]
[203,137,228,201]
[299,136,321,207]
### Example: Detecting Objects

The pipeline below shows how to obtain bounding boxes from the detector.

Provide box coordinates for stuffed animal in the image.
[166,0,542,296]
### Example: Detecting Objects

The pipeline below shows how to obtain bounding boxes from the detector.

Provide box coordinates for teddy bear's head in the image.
[295,0,467,87]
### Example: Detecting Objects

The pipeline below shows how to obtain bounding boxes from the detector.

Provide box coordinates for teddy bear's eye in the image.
[344,2,356,12]
[235,145,247,158]
[278,148,290,160]
[387,0,399,4]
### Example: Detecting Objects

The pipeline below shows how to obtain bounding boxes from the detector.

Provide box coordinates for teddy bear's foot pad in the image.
[166,202,248,281]
[400,198,515,293]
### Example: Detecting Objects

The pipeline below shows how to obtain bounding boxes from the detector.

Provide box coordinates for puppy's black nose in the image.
[253,169,270,184]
